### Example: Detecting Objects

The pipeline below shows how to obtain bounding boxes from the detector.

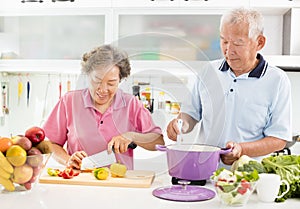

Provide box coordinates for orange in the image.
[0,137,13,153]
[6,145,27,166]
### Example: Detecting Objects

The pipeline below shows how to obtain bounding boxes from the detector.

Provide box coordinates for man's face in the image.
[220,22,261,73]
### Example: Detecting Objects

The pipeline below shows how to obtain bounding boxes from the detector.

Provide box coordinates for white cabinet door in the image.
[112,0,179,7]
[0,0,111,10]
[0,15,106,59]
[116,12,223,61]
[179,0,250,8]
[249,0,295,14]
[249,0,294,7]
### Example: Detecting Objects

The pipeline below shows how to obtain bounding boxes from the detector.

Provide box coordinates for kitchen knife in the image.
[81,142,137,170]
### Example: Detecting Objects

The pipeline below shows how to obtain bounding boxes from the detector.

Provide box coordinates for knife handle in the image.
[112,142,137,151]
[128,142,137,149]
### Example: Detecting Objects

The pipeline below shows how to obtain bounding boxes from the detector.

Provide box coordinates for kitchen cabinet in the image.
[283,8,300,55]
[0,0,111,10]
[112,0,179,7]
[0,1,299,73]
[179,0,249,8]
[0,14,106,60]
[116,10,223,61]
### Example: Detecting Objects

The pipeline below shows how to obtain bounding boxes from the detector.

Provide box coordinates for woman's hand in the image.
[66,151,87,169]
[221,141,242,165]
[107,135,132,154]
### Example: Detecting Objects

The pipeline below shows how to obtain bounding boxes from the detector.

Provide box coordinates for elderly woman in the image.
[43,44,164,170]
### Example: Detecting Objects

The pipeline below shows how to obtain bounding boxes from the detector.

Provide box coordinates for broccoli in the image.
[231,155,265,173]
[237,160,266,173]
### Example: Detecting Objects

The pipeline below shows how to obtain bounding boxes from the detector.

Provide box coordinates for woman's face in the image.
[89,65,120,106]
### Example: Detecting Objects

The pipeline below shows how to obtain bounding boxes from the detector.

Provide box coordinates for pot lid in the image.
[152,185,215,202]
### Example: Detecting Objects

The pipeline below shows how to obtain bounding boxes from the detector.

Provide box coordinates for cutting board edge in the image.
[39,170,155,188]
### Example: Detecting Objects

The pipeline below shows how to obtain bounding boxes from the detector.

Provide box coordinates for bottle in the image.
[171,102,180,114]
[157,91,165,110]
[165,101,171,113]
[132,85,141,100]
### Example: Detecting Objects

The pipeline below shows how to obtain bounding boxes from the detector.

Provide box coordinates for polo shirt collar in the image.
[82,88,126,110]
[82,88,94,108]
[219,53,268,78]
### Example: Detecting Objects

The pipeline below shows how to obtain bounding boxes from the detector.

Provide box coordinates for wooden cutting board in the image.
[39,170,155,188]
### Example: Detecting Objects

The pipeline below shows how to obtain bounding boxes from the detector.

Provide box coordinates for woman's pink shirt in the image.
[43,88,162,169]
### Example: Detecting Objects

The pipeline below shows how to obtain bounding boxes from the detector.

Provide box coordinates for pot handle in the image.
[219,147,233,155]
[155,144,167,152]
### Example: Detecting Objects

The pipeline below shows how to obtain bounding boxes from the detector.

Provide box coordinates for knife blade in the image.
[81,142,137,170]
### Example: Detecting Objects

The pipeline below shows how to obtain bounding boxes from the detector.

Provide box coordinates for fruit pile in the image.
[0,126,52,192]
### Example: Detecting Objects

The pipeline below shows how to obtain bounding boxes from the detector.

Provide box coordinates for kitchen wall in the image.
[0,66,299,156]
[0,4,299,161]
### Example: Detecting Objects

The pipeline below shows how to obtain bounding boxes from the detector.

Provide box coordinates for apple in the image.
[27,147,43,167]
[12,135,32,151]
[12,164,33,184]
[25,126,45,145]
[23,182,32,190]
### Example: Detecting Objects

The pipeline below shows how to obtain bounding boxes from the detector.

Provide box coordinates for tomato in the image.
[241,179,251,189]
[237,187,248,195]
[0,137,13,153]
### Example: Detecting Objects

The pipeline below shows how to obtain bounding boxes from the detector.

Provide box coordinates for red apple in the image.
[25,126,45,145]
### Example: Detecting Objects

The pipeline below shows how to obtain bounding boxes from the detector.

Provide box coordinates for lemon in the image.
[6,145,27,166]
[94,167,109,180]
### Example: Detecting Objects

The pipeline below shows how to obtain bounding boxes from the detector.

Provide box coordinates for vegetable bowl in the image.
[211,168,259,206]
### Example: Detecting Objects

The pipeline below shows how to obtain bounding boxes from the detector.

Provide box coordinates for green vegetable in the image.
[232,155,265,173]
[261,155,300,202]
[47,168,61,176]
[237,160,266,173]
[236,170,260,182]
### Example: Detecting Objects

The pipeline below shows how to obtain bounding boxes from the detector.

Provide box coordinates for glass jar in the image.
[165,101,171,113]
[171,102,180,114]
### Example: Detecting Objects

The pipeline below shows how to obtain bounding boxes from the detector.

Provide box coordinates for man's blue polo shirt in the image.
[181,54,292,147]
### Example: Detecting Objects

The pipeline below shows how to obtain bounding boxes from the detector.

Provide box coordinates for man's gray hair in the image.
[220,8,264,40]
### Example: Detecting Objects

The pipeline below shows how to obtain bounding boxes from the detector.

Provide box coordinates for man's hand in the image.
[221,141,242,165]
[166,118,189,141]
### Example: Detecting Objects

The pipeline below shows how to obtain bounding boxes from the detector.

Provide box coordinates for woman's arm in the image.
[108,132,164,153]
[50,142,87,169]
[51,143,70,166]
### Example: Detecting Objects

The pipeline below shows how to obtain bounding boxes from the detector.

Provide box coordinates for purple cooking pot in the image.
[156,144,232,180]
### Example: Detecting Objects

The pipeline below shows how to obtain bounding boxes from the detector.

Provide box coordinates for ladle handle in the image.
[155,144,167,151]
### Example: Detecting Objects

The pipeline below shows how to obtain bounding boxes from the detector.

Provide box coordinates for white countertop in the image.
[1,156,299,209]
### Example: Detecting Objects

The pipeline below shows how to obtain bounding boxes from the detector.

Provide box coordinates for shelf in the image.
[0,59,81,74]
[1,56,299,75]
[264,55,300,70]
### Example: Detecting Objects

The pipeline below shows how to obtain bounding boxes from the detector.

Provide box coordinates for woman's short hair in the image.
[81,44,131,81]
